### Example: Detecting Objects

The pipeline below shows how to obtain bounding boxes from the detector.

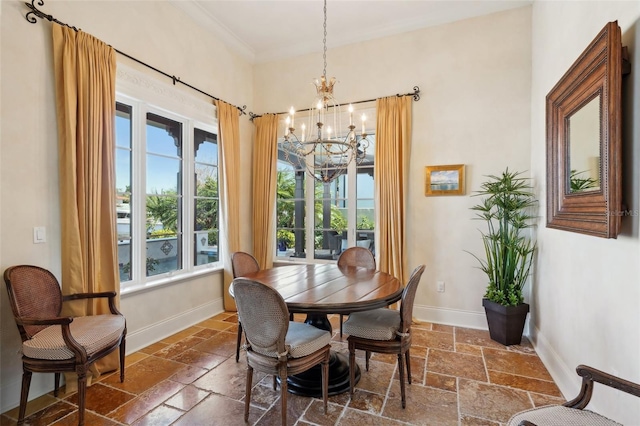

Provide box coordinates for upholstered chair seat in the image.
[342,308,400,341]
[251,321,331,359]
[508,405,621,426]
[22,315,126,360]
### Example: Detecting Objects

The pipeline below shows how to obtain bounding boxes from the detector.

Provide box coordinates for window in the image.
[115,93,220,290]
[116,103,133,282]
[145,112,183,276]
[276,106,376,261]
[193,129,219,266]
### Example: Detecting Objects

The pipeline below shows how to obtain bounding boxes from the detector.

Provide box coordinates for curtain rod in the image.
[24,0,248,116]
[248,86,421,122]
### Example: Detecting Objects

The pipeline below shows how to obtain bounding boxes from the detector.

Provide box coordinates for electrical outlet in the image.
[436,281,445,293]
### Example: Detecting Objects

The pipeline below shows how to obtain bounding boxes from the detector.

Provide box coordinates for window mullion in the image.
[347,157,357,248]
[183,121,194,269]
[132,101,147,283]
[305,155,315,260]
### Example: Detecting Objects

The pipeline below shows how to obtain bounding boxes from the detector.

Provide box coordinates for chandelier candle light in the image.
[280,0,370,184]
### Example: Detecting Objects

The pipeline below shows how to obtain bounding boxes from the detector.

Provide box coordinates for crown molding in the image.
[168,0,256,63]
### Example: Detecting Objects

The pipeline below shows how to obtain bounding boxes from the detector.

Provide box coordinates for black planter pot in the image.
[482,298,529,346]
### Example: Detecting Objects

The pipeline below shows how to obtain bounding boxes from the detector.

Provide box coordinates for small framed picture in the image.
[425,164,465,196]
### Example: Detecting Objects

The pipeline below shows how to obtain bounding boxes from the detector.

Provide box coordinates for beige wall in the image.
[0,0,254,411]
[530,1,640,423]
[3,0,639,422]
[255,6,533,327]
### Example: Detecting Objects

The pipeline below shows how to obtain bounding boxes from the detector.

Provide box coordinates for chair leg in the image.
[397,354,406,409]
[77,371,88,426]
[272,375,277,391]
[17,371,32,426]
[236,321,243,362]
[322,355,329,414]
[348,342,356,396]
[244,365,253,422]
[339,314,344,338]
[405,349,411,385]
[54,372,60,396]
[280,371,288,426]
[120,338,126,382]
[365,351,371,371]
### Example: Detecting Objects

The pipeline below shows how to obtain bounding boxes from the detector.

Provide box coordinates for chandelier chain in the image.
[281,0,372,184]
[322,0,327,80]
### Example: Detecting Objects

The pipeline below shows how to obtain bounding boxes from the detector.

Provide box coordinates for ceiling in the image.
[170,0,532,64]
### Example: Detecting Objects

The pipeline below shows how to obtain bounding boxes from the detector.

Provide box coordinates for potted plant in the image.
[468,168,537,345]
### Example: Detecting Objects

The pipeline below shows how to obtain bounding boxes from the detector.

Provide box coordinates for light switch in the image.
[33,227,46,244]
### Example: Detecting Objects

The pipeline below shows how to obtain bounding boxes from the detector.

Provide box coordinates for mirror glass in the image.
[568,95,601,193]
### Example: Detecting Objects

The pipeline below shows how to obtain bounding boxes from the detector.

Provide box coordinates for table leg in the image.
[285,313,361,397]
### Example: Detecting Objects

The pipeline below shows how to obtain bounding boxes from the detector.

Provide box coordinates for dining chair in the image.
[343,264,425,408]
[231,251,260,362]
[232,278,331,426]
[507,364,640,426]
[3,265,127,426]
[336,246,376,337]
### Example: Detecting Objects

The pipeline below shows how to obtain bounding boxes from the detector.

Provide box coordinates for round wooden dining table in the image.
[235,263,403,397]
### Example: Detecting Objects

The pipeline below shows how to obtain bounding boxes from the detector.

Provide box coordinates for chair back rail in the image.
[233,278,288,356]
[231,252,260,278]
[337,247,376,270]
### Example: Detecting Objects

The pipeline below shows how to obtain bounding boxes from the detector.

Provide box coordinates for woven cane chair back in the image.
[232,278,289,355]
[337,247,376,270]
[231,252,260,278]
[4,265,63,339]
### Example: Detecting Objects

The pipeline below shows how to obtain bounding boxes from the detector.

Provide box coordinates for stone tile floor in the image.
[1,312,564,425]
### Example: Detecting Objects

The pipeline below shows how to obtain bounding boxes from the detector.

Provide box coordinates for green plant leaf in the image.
[468,168,537,307]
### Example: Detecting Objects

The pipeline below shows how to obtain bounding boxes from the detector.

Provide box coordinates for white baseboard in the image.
[0,298,224,414]
[413,303,488,330]
[1,373,52,417]
[527,324,575,400]
[125,298,224,353]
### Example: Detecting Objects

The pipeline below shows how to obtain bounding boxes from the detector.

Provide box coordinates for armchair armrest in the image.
[515,365,640,426]
[18,316,73,326]
[63,291,122,316]
[63,291,116,301]
[565,364,640,409]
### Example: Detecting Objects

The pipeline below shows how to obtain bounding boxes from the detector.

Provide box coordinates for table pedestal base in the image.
[286,351,360,397]
[282,313,360,397]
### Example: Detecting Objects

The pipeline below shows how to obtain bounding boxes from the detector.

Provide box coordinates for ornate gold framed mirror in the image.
[546,21,630,238]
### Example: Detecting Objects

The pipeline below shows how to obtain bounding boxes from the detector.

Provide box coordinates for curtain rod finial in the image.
[412,86,420,102]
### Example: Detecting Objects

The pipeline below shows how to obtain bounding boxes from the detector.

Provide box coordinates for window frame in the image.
[115,64,222,294]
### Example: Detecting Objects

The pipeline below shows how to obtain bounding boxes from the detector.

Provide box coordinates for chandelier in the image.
[280,0,370,184]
